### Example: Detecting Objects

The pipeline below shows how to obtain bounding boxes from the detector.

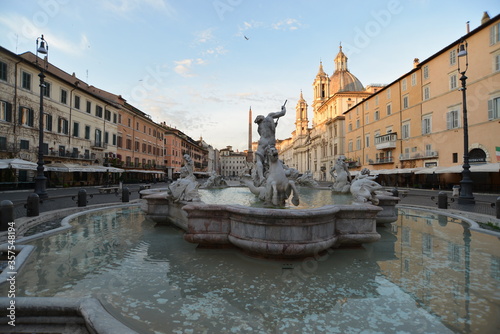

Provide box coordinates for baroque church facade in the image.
[279,46,382,180]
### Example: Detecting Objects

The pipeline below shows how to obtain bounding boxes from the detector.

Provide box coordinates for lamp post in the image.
[34,35,48,199]
[457,40,474,204]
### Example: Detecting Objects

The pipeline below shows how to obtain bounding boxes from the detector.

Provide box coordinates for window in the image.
[403,95,409,109]
[365,134,370,147]
[386,88,391,99]
[104,131,109,144]
[453,152,458,163]
[423,65,429,80]
[95,129,102,146]
[60,89,67,104]
[20,139,29,150]
[86,101,91,113]
[85,125,91,139]
[0,101,12,122]
[386,103,392,115]
[423,85,430,100]
[402,122,410,139]
[447,110,460,129]
[356,137,361,150]
[491,22,500,45]
[425,144,432,156]
[348,123,352,131]
[0,137,6,150]
[18,106,34,126]
[117,135,122,148]
[450,74,458,90]
[22,71,32,90]
[142,143,147,152]
[95,105,103,118]
[356,119,360,128]
[348,141,353,152]
[411,73,417,86]
[402,78,407,91]
[113,113,117,123]
[74,95,80,109]
[58,117,69,134]
[135,141,139,151]
[0,61,7,81]
[422,115,432,135]
[73,122,80,137]
[126,138,132,150]
[42,82,51,98]
[45,113,52,131]
[449,49,456,66]
[374,110,379,120]
[488,97,500,120]
[104,109,111,121]
[112,134,117,146]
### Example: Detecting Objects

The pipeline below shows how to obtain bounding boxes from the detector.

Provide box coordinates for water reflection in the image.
[199,186,352,208]
[0,207,498,333]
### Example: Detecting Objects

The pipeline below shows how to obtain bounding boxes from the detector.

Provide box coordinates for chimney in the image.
[481,11,490,25]
[466,21,470,34]
[413,58,420,68]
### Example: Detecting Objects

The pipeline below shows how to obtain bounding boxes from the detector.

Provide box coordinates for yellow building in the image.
[281,12,499,191]
[344,12,500,191]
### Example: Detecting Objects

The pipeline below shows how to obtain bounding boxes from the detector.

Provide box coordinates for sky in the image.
[1,0,498,151]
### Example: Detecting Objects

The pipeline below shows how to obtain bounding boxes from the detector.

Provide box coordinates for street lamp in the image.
[34,34,48,199]
[457,39,474,204]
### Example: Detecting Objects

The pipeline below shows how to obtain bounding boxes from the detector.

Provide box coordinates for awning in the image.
[44,163,124,173]
[0,158,38,171]
[124,169,164,174]
[416,163,500,174]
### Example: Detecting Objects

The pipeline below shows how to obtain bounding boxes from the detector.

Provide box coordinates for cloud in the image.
[101,0,176,18]
[173,58,206,77]
[272,18,302,31]
[194,28,214,44]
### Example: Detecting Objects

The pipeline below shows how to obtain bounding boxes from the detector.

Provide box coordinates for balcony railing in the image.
[369,157,394,165]
[375,133,397,150]
[399,151,439,161]
[91,141,107,150]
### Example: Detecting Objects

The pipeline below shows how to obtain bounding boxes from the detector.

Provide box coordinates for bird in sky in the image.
[244,35,249,40]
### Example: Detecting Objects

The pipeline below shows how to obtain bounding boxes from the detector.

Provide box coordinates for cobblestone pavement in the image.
[0,182,499,221]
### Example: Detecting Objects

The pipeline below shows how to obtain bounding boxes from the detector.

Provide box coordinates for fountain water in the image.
[2,205,498,333]
[142,103,399,258]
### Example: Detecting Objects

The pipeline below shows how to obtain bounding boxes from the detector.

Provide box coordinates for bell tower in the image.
[295,90,309,136]
[312,60,329,113]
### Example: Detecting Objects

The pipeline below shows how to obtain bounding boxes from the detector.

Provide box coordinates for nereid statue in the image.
[166,154,200,202]
[330,156,351,193]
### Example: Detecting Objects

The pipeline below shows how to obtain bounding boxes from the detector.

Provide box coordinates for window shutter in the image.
[5,102,12,122]
[446,112,451,129]
[29,109,34,126]
[488,99,493,120]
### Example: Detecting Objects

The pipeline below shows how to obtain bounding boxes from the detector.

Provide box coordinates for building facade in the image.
[343,12,500,191]
[280,46,382,180]
[280,12,499,191]
[220,146,247,178]
[0,45,210,187]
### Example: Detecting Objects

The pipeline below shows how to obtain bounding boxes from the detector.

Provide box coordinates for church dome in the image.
[329,46,364,94]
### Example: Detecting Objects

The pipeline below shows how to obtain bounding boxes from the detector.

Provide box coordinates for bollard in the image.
[437,192,448,209]
[77,189,87,207]
[122,187,130,203]
[391,188,399,198]
[27,193,40,217]
[497,197,500,219]
[0,200,14,231]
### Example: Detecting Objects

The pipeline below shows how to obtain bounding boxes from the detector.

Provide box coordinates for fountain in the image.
[1,205,498,333]
[142,103,399,258]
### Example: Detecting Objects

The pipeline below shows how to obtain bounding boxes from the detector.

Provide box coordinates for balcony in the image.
[375,133,397,150]
[91,141,107,150]
[369,157,394,165]
[399,151,439,161]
